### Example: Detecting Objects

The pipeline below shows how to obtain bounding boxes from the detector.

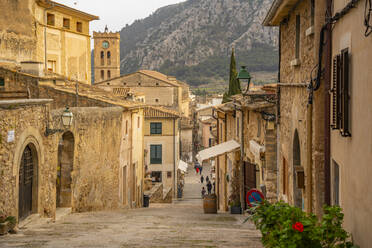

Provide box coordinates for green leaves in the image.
[248,201,358,248]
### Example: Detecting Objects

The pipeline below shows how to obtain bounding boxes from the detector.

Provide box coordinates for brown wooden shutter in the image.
[331,55,341,129]
[340,48,351,137]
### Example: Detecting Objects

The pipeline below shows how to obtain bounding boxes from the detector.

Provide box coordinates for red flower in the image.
[292,222,304,232]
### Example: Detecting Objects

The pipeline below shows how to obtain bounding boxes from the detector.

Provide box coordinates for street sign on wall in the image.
[246,189,265,207]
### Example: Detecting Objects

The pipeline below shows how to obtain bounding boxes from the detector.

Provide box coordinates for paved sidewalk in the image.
[0,165,263,248]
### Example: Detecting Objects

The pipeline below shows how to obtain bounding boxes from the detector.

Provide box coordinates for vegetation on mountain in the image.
[119,0,278,88]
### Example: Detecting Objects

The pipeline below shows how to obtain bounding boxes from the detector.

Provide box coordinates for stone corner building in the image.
[263,0,327,215]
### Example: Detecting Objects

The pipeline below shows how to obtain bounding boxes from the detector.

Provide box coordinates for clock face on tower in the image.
[102,41,109,49]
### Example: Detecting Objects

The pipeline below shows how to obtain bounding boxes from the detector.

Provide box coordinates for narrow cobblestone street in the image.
[0,165,262,248]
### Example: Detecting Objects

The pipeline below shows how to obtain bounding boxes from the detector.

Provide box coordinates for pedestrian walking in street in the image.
[206,176,209,183]
[201,187,206,198]
[207,181,212,195]
[200,166,203,174]
[200,175,204,184]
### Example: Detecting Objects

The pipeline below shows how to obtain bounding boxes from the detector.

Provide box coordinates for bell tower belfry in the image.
[93,26,120,83]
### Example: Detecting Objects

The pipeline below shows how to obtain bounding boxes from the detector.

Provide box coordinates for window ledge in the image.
[290,59,301,67]
[306,26,315,36]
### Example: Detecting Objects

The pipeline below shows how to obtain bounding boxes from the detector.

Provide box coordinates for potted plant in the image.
[0,215,16,235]
[229,166,242,214]
[0,215,9,235]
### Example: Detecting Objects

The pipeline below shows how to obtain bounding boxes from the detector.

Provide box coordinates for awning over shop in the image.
[196,140,240,162]
[178,160,188,173]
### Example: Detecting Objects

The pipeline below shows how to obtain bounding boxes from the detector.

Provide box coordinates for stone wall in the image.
[0,100,56,220]
[0,0,37,63]
[51,107,124,212]
[278,0,326,213]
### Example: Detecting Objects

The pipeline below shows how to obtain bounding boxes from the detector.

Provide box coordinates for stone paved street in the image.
[0,165,263,248]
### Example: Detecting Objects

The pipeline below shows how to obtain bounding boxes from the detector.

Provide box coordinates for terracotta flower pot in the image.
[0,221,10,235]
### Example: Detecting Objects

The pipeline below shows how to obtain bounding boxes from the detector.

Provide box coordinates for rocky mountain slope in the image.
[119,0,278,87]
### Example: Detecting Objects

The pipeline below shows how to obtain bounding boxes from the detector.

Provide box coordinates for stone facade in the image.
[93,30,121,83]
[0,0,98,83]
[264,0,327,214]
[0,100,54,220]
[0,0,37,64]
[95,70,190,116]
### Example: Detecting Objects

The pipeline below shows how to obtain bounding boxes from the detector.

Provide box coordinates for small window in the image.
[150,122,162,134]
[310,0,315,26]
[150,145,162,164]
[63,18,70,29]
[155,99,159,103]
[0,77,5,87]
[125,120,128,135]
[107,70,111,79]
[167,171,172,178]
[282,157,288,195]
[138,83,141,86]
[156,82,159,86]
[100,51,104,59]
[76,22,83,32]
[237,117,240,138]
[295,15,301,59]
[123,82,127,86]
[257,117,261,137]
[208,138,212,147]
[151,171,162,182]
[107,51,111,65]
[332,161,340,206]
[47,13,55,26]
[101,70,104,80]
[47,60,56,72]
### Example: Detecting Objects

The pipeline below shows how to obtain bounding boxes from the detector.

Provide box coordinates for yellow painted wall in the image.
[145,118,179,193]
[35,5,92,83]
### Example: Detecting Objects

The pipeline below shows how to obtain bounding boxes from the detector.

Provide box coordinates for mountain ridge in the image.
[119,0,278,87]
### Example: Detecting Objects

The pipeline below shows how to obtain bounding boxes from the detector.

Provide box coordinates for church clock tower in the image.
[93,26,120,83]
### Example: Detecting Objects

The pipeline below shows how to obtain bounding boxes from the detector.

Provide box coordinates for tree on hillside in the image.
[222,48,241,103]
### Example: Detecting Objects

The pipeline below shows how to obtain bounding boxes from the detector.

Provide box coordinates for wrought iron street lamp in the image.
[237,66,252,93]
[61,107,73,127]
[45,106,73,136]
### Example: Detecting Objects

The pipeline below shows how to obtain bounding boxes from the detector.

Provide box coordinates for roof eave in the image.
[263,0,300,26]
[37,0,99,21]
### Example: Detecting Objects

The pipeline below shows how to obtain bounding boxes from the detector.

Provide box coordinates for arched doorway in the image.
[19,144,38,220]
[57,132,74,208]
[293,130,303,208]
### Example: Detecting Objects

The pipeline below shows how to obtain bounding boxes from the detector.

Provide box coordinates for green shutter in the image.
[0,77,4,87]
[150,145,162,164]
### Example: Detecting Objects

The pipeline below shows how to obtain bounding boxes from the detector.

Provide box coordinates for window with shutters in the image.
[150,145,162,164]
[331,48,351,137]
[0,77,4,87]
[150,123,162,134]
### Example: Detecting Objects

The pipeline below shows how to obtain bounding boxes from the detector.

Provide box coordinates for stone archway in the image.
[57,132,74,208]
[293,129,303,208]
[18,143,38,220]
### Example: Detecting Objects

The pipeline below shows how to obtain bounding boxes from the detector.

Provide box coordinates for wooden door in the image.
[19,145,34,220]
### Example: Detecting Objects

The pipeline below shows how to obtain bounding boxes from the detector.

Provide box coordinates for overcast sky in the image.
[57,0,186,33]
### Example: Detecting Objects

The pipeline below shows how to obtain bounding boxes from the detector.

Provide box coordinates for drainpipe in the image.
[43,2,55,72]
[324,0,332,206]
[240,107,245,210]
[173,118,176,198]
[306,103,313,213]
